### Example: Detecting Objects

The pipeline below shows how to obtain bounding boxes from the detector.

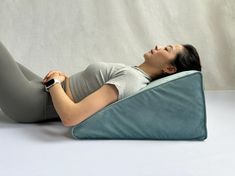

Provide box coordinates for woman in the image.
[0,41,201,127]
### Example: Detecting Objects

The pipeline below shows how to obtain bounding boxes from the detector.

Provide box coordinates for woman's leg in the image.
[16,61,42,81]
[0,41,62,123]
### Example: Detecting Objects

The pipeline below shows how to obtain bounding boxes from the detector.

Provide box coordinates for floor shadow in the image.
[0,109,72,141]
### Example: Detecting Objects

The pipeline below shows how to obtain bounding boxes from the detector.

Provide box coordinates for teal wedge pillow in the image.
[70,70,207,140]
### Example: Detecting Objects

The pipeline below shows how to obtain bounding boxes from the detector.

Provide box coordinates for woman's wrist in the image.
[48,82,61,92]
[45,78,61,91]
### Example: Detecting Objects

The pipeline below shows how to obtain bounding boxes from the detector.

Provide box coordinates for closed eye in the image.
[164,45,172,52]
[166,45,173,52]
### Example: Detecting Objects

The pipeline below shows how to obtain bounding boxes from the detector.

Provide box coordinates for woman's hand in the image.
[42,70,69,84]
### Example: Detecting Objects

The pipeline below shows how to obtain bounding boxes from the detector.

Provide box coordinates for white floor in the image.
[0,90,235,176]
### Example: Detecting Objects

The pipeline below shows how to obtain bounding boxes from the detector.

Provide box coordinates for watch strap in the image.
[45,78,61,92]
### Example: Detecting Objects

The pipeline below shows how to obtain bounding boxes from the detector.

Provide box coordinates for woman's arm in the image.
[43,70,75,125]
[65,84,118,127]
[48,79,118,127]
[48,82,75,126]
[44,71,118,127]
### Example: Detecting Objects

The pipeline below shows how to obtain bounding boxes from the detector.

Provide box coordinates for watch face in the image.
[45,79,55,87]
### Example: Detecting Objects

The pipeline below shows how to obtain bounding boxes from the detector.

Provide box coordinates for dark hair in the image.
[152,44,202,81]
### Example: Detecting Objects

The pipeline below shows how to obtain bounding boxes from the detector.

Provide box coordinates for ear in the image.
[162,65,177,74]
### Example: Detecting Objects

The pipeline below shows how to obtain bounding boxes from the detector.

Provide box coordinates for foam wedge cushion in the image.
[70,70,207,140]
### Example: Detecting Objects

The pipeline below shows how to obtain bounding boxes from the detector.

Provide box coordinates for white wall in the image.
[0,0,234,90]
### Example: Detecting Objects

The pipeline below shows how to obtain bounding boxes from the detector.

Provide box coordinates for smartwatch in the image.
[44,78,61,92]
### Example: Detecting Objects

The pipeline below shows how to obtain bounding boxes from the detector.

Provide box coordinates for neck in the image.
[136,62,162,80]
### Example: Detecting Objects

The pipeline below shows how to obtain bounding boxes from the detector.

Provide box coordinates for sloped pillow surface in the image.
[70,70,207,140]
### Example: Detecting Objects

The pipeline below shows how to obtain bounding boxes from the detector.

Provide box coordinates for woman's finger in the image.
[43,70,66,82]
[46,70,60,79]
[48,71,66,79]
[43,73,57,82]
[43,70,53,79]
[46,71,57,78]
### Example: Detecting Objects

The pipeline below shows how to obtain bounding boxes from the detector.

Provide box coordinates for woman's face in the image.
[143,44,184,69]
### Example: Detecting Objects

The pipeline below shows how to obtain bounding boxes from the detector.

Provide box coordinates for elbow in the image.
[62,121,75,127]
[60,113,81,127]
[61,118,78,127]
[60,103,82,127]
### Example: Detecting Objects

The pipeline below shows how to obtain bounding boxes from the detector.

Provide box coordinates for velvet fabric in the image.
[71,70,207,140]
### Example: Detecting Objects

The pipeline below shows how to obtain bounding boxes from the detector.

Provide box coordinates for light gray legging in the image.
[0,41,66,123]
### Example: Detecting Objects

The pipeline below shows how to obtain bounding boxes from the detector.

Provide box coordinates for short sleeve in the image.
[104,72,139,100]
